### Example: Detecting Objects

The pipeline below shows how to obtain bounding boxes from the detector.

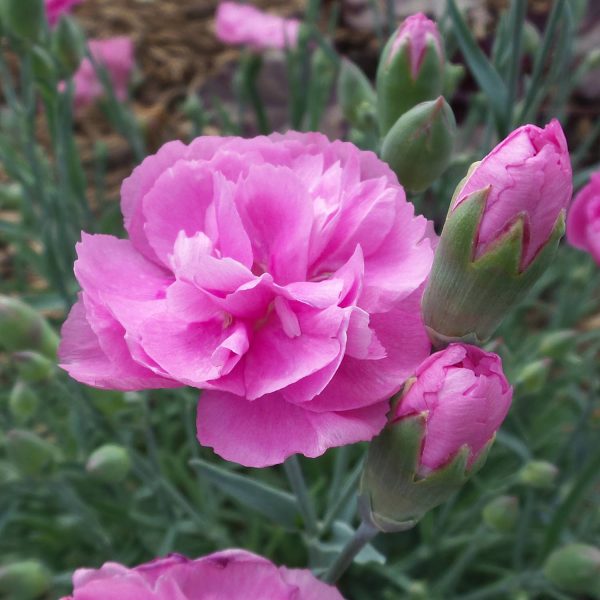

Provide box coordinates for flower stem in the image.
[283,455,318,536]
[323,520,378,584]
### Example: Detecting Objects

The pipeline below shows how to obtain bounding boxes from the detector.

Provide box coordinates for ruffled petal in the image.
[197,390,389,467]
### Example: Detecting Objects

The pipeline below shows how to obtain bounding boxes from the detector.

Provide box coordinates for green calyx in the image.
[381,96,456,192]
[422,186,566,346]
[359,414,491,533]
[376,36,445,136]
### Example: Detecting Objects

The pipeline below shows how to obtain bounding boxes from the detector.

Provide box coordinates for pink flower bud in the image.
[453,120,572,269]
[566,172,600,265]
[215,2,300,51]
[389,12,444,79]
[394,343,512,472]
[45,0,82,26]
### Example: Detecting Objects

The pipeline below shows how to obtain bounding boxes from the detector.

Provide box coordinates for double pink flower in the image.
[59,132,435,467]
[61,551,343,599]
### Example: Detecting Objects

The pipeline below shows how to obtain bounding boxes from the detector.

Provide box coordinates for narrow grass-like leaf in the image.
[447,0,508,133]
[190,458,300,529]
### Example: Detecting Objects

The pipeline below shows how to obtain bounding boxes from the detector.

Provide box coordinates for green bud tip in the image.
[543,543,600,596]
[0,560,51,600]
[86,444,132,484]
[518,460,558,489]
[381,96,456,193]
[482,495,519,532]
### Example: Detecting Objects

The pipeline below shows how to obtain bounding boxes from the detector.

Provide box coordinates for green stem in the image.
[321,459,363,535]
[283,455,318,536]
[323,520,378,584]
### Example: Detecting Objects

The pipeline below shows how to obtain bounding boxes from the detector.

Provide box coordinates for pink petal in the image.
[279,567,345,600]
[243,306,346,400]
[307,289,430,412]
[142,160,216,266]
[197,390,389,467]
[138,316,248,388]
[58,296,178,391]
[235,164,313,284]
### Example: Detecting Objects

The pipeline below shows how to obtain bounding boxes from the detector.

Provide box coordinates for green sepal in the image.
[359,414,488,532]
[376,36,444,136]
[422,186,566,346]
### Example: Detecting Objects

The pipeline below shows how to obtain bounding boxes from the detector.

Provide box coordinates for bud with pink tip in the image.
[376,12,445,135]
[566,172,600,265]
[360,344,512,532]
[423,120,573,346]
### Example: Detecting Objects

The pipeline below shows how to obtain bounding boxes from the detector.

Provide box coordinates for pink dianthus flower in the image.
[215,2,300,51]
[59,132,435,467]
[67,37,134,108]
[567,172,600,265]
[45,0,82,26]
[61,550,344,600]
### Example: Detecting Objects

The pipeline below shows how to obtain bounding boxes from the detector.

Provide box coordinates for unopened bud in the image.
[13,351,55,382]
[0,296,59,357]
[86,444,131,483]
[543,543,600,597]
[360,344,511,532]
[422,121,572,345]
[376,12,445,135]
[51,15,86,77]
[337,58,377,130]
[31,46,58,94]
[381,96,456,192]
[482,495,519,532]
[518,460,558,489]
[6,429,57,477]
[9,381,39,422]
[538,330,576,359]
[515,359,550,394]
[0,560,51,600]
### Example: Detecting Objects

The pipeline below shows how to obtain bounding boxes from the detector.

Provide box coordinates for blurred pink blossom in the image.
[567,172,600,264]
[68,37,134,108]
[388,12,444,78]
[215,2,300,50]
[395,343,512,472]
[453,120,572,269]
[61,550,344,599]
[59,132,436,467]
[45,0,82,26]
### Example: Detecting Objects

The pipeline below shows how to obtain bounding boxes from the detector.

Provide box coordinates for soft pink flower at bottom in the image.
[60,550,344,600]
